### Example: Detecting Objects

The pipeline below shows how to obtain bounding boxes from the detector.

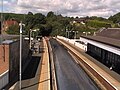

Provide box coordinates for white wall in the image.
[57,36,120,55]
[74,42,87,51]
[0,70,9,89]
[57,36,87,51]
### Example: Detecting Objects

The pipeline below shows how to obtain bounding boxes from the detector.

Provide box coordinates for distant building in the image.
[3,19,18,31]
[80,28,120,74]
[71,18,88,25]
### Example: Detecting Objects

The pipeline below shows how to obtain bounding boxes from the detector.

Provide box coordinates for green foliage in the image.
[47,11,55,18]
[89,16,107,21]
[108,12,120,23]
[28,12,33,15]
[87,20,112,28]
[3,11,120,37]
[40,24,52,36]
[6,24,19,35]
[46,12,72,36]
[34,13,46,24]
[3,13,25,22]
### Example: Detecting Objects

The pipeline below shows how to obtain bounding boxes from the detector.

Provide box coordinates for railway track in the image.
[57,38,120,90]
[49,38,99,90]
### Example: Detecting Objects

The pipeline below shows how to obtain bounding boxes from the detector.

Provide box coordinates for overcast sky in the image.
[0,0,120,18]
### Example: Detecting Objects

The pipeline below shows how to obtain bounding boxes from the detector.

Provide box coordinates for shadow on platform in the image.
[21,79,50,89]
[22,56,41,80]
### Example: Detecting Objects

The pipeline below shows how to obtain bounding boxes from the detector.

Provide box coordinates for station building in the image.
[80,28,120,74]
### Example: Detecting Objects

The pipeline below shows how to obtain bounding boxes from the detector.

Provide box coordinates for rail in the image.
[57,38,120,90]
[47,40,58,90]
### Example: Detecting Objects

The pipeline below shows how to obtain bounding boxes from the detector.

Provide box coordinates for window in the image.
[117,55,120,63]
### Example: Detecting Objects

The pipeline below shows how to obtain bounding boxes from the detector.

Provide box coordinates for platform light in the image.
[19,21,25,90]
[29,29,39,49]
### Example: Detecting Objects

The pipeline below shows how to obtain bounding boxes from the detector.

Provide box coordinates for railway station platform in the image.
[57,38,120,90]
[9,38,50,90]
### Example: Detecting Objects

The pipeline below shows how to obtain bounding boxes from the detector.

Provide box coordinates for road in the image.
[50,38,99,90]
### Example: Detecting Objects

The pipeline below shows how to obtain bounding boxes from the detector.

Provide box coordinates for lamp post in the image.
[29,29,39,49]
[66,28,68,38]
[29,29,32,49]
[75,31,78,39]
[19,21,25,90]
[66,30,73,39]
[73,31,78,39]
[0,0,3,42]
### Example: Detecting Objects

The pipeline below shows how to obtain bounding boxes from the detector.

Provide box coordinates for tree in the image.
[4,14,12,20]
[40,24,52,36]
[108,12,120,23]
[34,13,46,24]
[47,11,54,18]
[6,24,19,35]
[28,12,33,15]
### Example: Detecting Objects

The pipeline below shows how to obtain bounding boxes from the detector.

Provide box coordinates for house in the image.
[3,19,18,31]
[71,18,88,25]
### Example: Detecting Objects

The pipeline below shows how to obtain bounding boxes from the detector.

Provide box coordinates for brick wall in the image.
[0,39,30,83]
[0,44,9,75]
[9,39,30,82]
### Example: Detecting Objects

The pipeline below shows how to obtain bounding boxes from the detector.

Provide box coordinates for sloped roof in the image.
[81,35,120,48]
[96,28,120,40]
[4,20,18,26]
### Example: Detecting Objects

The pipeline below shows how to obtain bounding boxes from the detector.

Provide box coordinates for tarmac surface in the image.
[49,38,99,90]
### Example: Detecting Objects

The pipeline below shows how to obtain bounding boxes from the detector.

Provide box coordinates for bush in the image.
[6,25,19,35]
[87,20,111,28]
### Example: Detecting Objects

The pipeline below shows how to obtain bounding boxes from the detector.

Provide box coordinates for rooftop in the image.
[0,35,19,44]
[3,19,18,26]
[96,28,120,40]
[81,28,120,48]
